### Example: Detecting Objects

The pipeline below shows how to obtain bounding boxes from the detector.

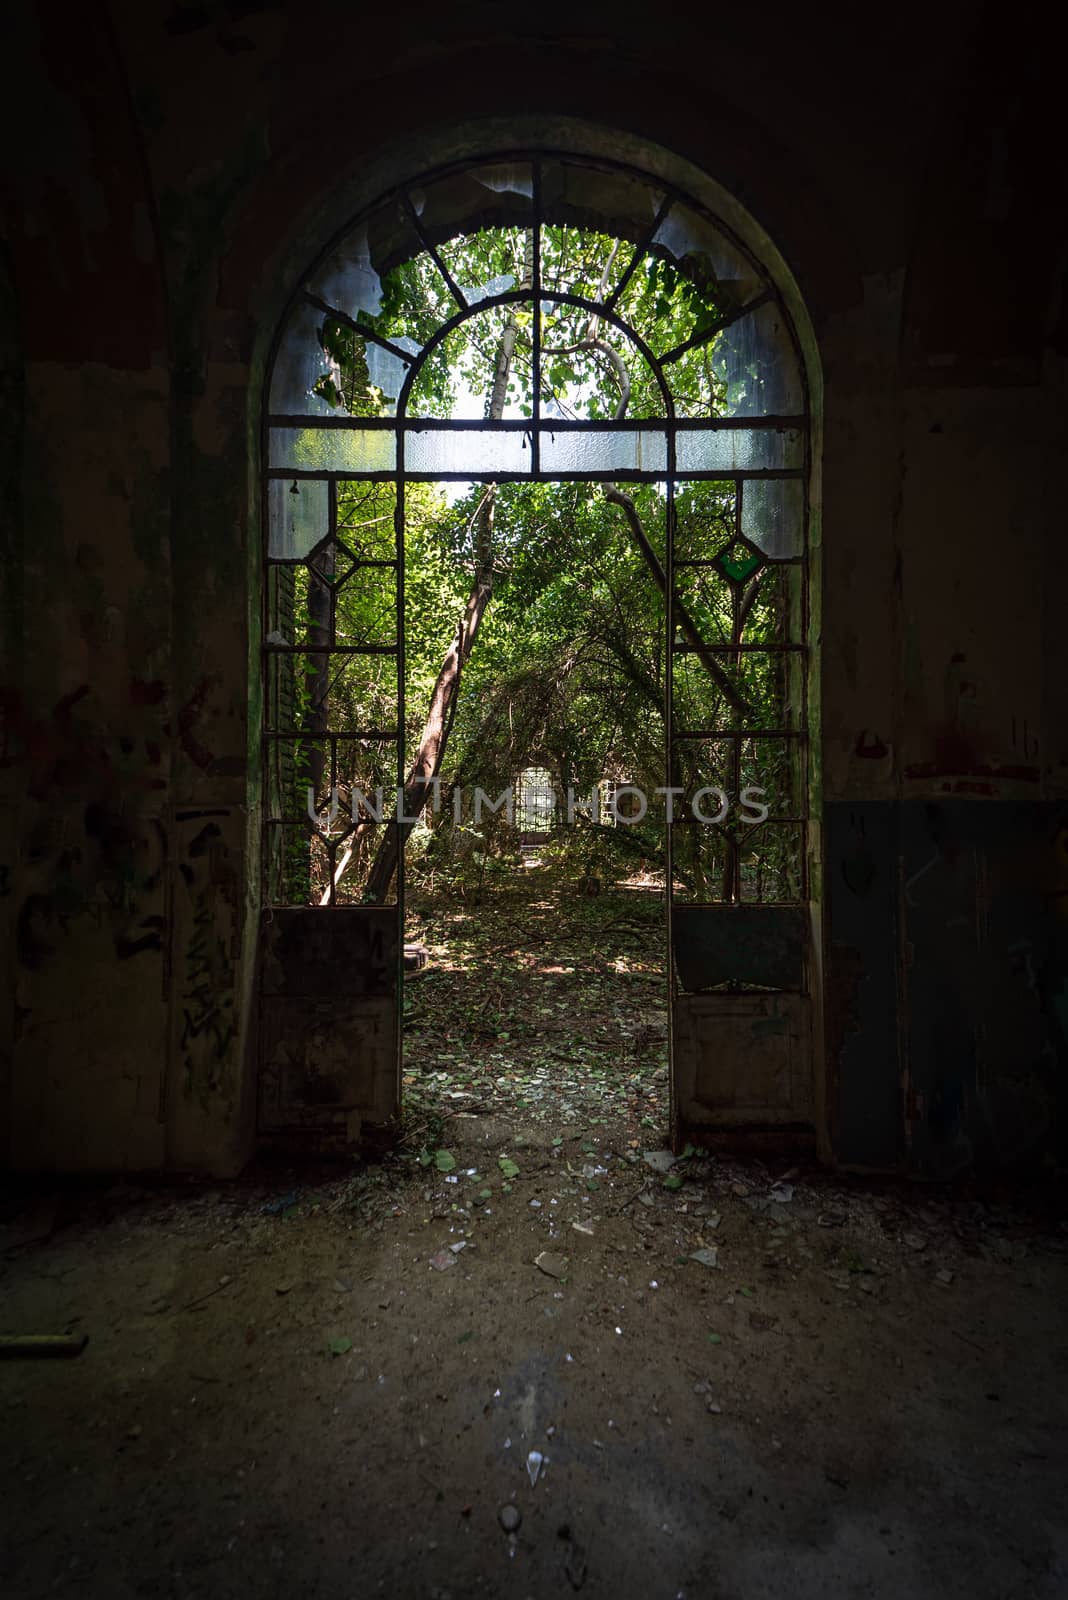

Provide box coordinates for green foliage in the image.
[271,216,801,904]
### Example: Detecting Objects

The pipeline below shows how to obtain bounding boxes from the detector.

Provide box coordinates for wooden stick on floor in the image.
[0,1334,88,1359]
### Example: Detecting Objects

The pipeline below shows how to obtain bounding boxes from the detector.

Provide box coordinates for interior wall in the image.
[1,0,1064,1175]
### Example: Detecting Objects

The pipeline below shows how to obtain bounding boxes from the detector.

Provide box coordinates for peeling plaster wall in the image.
[1,0,1065,1174]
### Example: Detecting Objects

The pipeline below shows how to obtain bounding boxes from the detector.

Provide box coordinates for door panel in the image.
[672,904,806,992]
[674,991,812,1131]
[667,474,812,1144]
[258,474,404,1154]
[257,907,399,1149]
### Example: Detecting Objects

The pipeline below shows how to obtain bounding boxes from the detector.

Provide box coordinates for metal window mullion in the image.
[674,556,805,570]
[666,441,676,991]
[394,286,674,419]
[664,457,682,1143]
[660,289,775,367]
[264,644,399,656]
[302,290,417,369]
[327,736,339,906]
[531,160,541,474]
[605,191,674,314]
[326,479,340,681]
[670,643,807,655]
[394,437,406,1096]
[402,190,467,312]
[265,729,400,742]
[670,727,807,741]
[260,421,278,900]
[269,414,804,432]
[731,735,742,904]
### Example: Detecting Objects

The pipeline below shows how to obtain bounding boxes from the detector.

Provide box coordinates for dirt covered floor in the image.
[2,873,1068,1598]
[402,869,670,1138]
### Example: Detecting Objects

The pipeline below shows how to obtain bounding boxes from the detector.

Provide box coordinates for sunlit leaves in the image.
[320,218,734,423]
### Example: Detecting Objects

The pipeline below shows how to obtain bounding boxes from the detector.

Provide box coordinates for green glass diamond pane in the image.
[713,540,764,584]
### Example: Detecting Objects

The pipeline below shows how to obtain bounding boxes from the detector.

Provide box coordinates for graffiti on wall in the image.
[6,679,170,972]
[176,815,241,1109]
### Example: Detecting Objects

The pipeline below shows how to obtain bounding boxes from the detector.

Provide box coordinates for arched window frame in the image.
[261,150,811,914]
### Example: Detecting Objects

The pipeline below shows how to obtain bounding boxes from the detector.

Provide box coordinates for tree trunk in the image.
[305,543,334,800]
[361,571,494,901]
[357,236,533,903]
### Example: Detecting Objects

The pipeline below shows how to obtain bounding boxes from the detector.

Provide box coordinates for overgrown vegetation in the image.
[271,205,803,906]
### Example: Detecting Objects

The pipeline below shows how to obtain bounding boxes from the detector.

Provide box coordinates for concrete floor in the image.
[2,1132,1066,1600]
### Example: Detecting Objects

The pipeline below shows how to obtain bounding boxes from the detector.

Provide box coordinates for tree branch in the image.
[604,487,753,719]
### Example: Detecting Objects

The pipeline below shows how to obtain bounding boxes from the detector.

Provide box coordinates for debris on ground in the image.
[562,1526,589,1591]
[0,1333,88,1359]
[689,1248,720,1269]
[7,871,1061,1596]
[535,1251,569,1280]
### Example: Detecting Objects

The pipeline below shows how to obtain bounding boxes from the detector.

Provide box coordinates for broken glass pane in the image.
[269,299,342,417]
[540,222,631,308]
[539,164,652,314]
[306,225,384,322]
[710,300,803,417]
[541,160,664,269]
[653,205,764,325]
[474,162,534,200]
[318,196,446,378]
[364,336,419,414]
[437,227,531,303]
[658,341,730,419]
[357,194,424,291]
[458,272,516,305]
[415,168,533,250]
[268,477,329,560]
[609,203,763,360]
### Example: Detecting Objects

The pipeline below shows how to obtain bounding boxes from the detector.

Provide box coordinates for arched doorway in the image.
[255,148,817,1153]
